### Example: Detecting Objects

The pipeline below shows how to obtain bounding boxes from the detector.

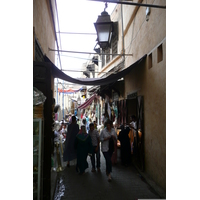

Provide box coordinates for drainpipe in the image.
[49,0,62,70]
[62,80,64,119]
[56,58,58,104]
[121,3,125,68]
[56,79,58,104]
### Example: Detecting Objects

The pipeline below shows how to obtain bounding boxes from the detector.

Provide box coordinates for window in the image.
[157,44,163,63]
[101,22,118,69]
[111,22,118,59]
[148,53,152,69]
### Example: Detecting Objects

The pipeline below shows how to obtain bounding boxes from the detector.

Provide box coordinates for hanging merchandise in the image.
[33,87,46,106]
[114,103,118,122]
[78,94,98,110]
[58,87,82,94]
[105,95,109,103]
[33,87,46,119]
[107,102,111,119]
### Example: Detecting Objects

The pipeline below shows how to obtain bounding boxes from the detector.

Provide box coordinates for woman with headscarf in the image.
[118,125,131,166]
[63,116,79,167]
[75,125,93,175]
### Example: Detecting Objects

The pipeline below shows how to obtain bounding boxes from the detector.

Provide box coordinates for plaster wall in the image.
[125,40,166,190]
[33,0,55,63]
[112,0,166,189]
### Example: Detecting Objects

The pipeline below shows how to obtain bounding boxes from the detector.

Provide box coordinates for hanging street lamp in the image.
[94,3,113,50]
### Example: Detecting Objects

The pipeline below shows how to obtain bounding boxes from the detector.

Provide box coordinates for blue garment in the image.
[86,117,89,133]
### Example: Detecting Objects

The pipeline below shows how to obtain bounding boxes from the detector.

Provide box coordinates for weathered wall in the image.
[33,0,55,63]
[125,40,166,190]
[107,0,166,189]
[123,0,166,189]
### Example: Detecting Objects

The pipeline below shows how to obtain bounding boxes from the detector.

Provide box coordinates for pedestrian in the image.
[60,122,67,139]
[118,125,131,166]
[74,109,77,116]
[99,119,117,182]
[63,116,79,167]
[129,115,137,155]
[76,118,81,129]
[101,112,108,127]
[102,112,109,127]
[82,118,87,132]
[54,122,62,142]
[111,122,118,165]
[86,115,90,133]
[68,113,72,124]
[75,125,93,175]
[93,121,97,130]
[88,123,101,172]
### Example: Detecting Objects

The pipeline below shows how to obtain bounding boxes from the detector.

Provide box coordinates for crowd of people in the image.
[54,113,137,182]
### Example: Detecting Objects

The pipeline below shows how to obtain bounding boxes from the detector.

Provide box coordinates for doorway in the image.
[127,96,144,171]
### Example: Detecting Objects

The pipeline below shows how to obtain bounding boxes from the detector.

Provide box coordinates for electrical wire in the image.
[125,0,158,56]
[56,53,101,62]
[49,0,62,70]
[88,0,166,9]
[56,31,96,35]
[55,0,62,53]
[125,16,146,55]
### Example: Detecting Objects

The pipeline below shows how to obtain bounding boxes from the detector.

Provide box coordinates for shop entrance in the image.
[127,96,144,171]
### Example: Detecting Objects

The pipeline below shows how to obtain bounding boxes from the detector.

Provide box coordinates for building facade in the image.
[97,0,166,190]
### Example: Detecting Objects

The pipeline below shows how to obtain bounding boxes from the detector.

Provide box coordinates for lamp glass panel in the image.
[96,24,111,42]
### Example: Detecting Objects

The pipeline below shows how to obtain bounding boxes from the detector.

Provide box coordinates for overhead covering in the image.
[47,54,146,86]
[78,94,97,110]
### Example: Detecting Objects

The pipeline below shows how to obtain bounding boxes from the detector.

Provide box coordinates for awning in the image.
[77,94,97,110]
[45,54,147,86]
[97,79,124,98]
[88,85,100,94]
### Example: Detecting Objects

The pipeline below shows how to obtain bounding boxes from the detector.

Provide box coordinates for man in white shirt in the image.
[129,115,137,154]
[99,119,117,182]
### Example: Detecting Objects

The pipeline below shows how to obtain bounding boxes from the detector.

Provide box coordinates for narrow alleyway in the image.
[53,150,162,200]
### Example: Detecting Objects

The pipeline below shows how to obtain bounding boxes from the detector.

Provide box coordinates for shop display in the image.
[33,118,42,200]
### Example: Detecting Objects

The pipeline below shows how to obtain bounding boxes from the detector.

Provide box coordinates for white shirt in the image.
[89,129,99,146]
[54,130,63,141]
[99,127,117,152]
[130,121,137,137]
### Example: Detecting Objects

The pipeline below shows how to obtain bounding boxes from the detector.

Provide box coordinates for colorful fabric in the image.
[78,94,97,110]
[58,88,82,94]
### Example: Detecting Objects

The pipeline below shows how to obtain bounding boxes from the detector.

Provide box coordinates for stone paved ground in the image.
[53,150,163,200]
